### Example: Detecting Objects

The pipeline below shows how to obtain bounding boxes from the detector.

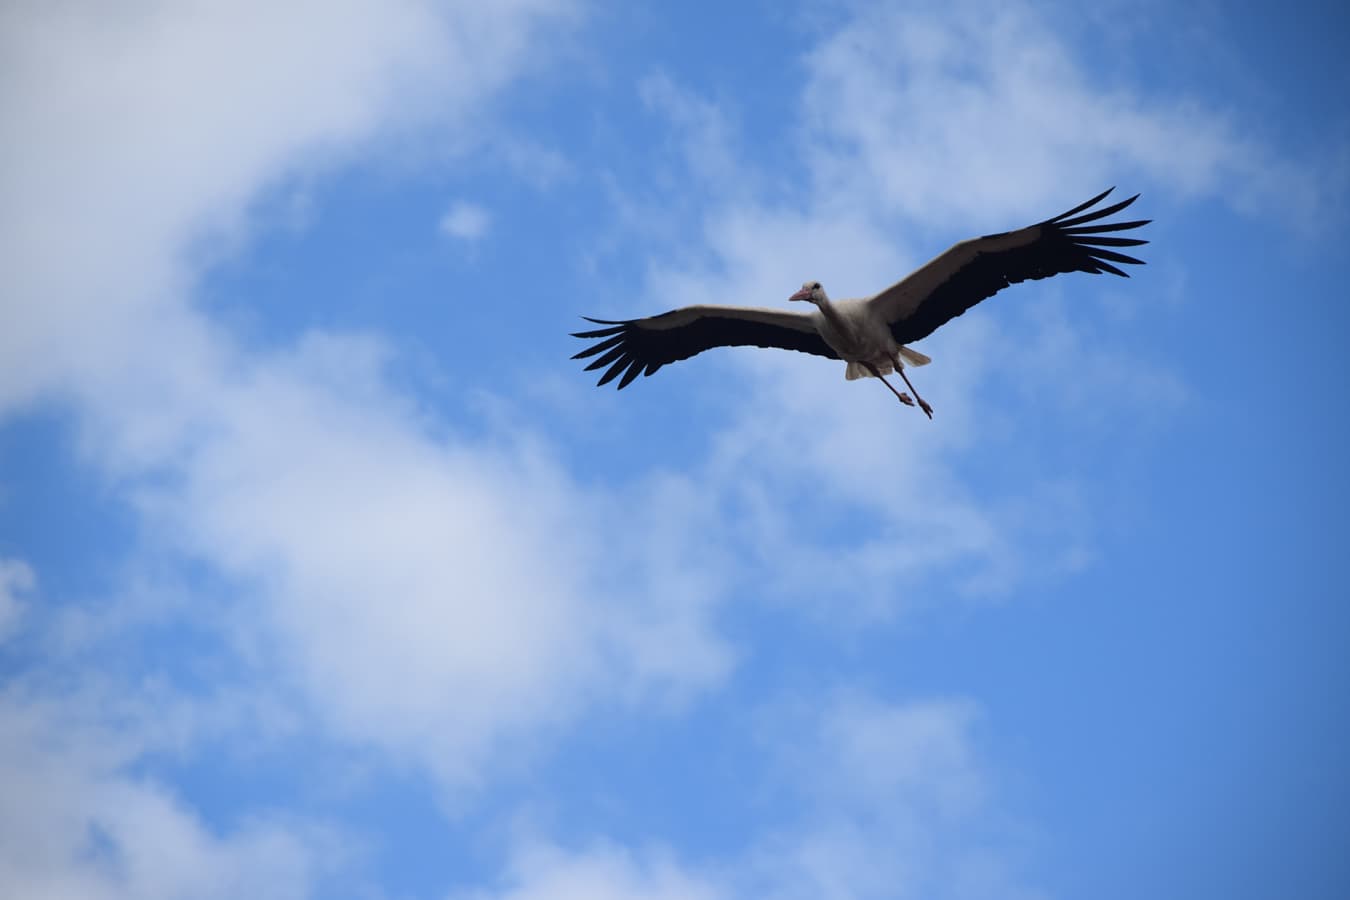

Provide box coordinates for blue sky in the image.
[2,1,1348,898]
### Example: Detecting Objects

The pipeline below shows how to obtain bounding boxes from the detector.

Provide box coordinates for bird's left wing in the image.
[866,188,1150,345]
[572,304,838,389]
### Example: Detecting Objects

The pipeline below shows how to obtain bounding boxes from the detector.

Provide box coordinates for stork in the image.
[572,188,1149,418]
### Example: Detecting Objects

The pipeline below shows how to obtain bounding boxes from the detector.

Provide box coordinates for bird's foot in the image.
[897,392,915,407]
[918,398,933,419]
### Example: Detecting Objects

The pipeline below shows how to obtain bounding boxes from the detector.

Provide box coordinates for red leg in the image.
[898,367,933,419]
[862,363,916,408]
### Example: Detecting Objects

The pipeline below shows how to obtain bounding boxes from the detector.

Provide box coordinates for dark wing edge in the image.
[890,187,1151,345]
[571,313,839,389]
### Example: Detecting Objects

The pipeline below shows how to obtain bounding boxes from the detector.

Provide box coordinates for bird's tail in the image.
[898,346,931,367]
[846,360,891,380]
[845,348,931,380]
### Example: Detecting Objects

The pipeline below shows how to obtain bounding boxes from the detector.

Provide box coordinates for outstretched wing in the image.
[868,188,1150,345]
[572,304,838,389]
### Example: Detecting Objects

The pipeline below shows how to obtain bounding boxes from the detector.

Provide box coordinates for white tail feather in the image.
[845,348,929,380]
[845,360,893,380]
[898,346,931,367]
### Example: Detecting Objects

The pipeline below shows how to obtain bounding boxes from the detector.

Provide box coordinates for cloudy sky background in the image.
[2,1,1348,898]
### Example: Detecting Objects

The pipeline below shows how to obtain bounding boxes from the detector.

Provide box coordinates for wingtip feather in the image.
[596,358,626,386]
[583,354,617,372]
[1063,218,1150,235]
[1071,235,1149,248]
[1056,192,1140,228]
[1087,246,1146,266]
[1046,187,1115,224]
[617,358,645,388]
[1092,259,1129,277]
[572,326,626,339]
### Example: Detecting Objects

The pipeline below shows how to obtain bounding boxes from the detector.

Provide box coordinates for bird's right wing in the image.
[572,304,838,389]
[865,188,1149,346]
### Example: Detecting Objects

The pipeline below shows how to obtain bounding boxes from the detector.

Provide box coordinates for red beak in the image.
[789,287,813,301]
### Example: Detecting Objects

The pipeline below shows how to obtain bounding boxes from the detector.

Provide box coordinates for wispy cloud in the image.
[0,560,32,643]
[799,0,1339,229]
[464,692,1042,900]
[0,0,580,414]
[639,73,744,193]
[457,842,727,900]
[606,0,1319,617]
[104,332,732,784]
[440,201,493,242]
[0,0,1333,896]
[0,675,340,900]
[742,694,1043,900]
[0,0,737,811]
[0,0,724,890]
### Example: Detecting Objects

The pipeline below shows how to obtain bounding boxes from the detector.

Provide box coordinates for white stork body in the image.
[790,292,935,412]
[573,188,1149,417]
[799,295,933,380]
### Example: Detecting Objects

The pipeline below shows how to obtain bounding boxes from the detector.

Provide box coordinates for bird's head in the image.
[789,280,826,304]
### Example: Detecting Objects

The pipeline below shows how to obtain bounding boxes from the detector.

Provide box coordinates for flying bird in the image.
[572,188,1149,418]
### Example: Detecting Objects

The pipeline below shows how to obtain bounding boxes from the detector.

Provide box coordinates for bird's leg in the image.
[862,362,915,408]
[879,374,917,408]
[897,366,933,419]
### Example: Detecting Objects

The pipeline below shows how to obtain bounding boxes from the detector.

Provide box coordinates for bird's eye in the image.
[812,282,821,290]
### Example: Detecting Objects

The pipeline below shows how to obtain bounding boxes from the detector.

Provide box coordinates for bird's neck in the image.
[814,296,850,334]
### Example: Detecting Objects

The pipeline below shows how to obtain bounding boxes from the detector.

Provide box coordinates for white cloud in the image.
[495,139,574,189]
[464,693,1043,900]
[628,196,1095,612]
[803,696,985,817]
[0,0,728,794]
[458,842,729,900]
[0,685,336,900]
[0,559,33,643]
[609,0,1319,616]
[639,73,743,192]
[0,0,731,853]
[799,0,1334,228]
[0,0,579,416]
[440,201,494,241]
[105,332,731,784]
[0,0,1325,895]
[739,694,1044,900]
